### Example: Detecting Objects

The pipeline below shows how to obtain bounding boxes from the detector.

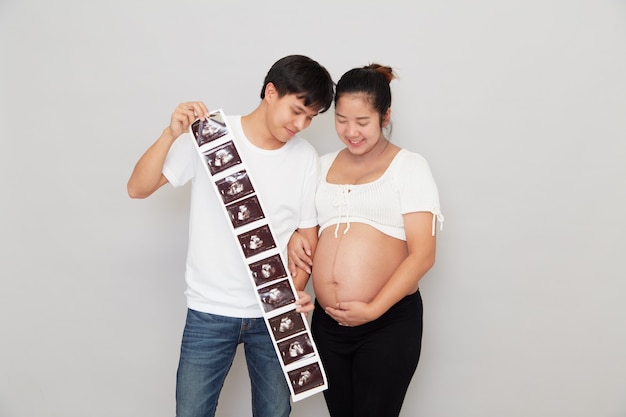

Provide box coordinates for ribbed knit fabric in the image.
[316,149,444,240]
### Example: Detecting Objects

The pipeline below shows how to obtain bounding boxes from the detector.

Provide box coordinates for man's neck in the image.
[241,106,285,150]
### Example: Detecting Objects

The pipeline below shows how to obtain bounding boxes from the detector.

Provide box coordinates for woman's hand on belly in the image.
[324,300,380,327]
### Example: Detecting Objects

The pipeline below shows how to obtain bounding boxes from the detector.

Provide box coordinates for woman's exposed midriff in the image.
[312,222,410,310]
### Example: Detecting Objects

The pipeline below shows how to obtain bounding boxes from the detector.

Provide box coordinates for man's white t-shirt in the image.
[163,115,319,318]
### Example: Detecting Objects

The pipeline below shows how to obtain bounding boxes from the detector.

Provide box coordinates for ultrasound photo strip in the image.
[189,110,327,402]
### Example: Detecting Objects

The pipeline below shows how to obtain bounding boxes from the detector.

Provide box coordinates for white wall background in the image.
[1,1,625,416]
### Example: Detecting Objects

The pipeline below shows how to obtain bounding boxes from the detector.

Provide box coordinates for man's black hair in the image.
[260,55,334,113]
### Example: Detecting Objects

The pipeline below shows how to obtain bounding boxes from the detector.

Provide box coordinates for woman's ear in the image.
[382,108,391,127]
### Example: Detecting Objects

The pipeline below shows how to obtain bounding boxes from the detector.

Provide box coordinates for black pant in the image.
[311,291,423,417]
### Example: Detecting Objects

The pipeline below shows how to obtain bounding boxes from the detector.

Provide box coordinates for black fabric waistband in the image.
[313,290,422,330]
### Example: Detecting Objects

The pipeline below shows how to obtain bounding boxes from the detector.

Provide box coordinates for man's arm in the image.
[127,102,209,199]
[290,226,318,291]
[291,226,318,315]
[287,228,316,278]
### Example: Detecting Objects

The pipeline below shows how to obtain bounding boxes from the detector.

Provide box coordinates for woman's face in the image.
[334,93,389,156]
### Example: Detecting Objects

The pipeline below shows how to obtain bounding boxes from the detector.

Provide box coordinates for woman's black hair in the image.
[335,64,396,124]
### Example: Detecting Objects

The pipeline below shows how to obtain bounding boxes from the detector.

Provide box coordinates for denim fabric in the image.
[176,309,291,417]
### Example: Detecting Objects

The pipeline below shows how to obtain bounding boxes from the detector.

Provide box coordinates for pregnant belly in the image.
[312,223,408,309]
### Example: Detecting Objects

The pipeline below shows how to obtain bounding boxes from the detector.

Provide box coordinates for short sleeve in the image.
[396,151,444,234]
[162,133,198,188]
[298,151,321,229]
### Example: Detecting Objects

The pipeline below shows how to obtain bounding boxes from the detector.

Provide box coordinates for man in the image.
[127,55,334,417]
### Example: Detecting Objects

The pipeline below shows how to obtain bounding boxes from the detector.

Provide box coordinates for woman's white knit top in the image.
[316,149,444,240]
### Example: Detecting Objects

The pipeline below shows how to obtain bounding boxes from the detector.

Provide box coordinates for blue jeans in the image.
[176,309,291,417]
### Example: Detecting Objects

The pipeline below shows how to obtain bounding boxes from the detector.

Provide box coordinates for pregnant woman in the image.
[290,63,443,417]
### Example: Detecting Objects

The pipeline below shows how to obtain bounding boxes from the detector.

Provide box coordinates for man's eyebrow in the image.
[295,104,319,118]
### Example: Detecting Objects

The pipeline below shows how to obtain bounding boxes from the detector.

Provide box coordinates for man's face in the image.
[265,86,320,145]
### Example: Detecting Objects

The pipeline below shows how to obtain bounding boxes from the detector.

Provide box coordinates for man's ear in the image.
[264,82,277,102]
